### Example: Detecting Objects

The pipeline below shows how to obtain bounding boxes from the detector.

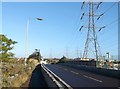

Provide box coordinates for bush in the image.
[2,60,36,87]
[58,56,69,63]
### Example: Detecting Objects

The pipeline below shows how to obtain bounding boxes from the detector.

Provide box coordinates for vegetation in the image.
[2,59,36,87]
[0,34,38,87]
[27,49,42,62]
[46,58,59,64]
[58,56,69,63]
[0,34,17,61]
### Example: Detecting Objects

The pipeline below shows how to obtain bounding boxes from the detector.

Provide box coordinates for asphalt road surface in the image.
[45,64,120,88]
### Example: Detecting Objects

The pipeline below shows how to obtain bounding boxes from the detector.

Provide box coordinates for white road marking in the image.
[55,66,62,69]
[70,71,79,75]
[83,75,103,83]
[42,64,73,88]
[56,66,68,71]
[64,68,68,71]
[56,65,102,83]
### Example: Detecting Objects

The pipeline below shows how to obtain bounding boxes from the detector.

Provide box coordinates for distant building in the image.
[80,58,92,61]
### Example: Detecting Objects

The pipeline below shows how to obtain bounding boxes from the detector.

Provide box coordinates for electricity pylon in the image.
[80,1,104,67]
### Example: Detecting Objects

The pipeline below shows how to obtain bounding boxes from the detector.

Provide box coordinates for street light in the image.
[36,18,43,20]
[25,18,43,65]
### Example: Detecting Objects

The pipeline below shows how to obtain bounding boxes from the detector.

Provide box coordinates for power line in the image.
[65,3,82,47]
[98,19,118,32]
[95,2,117,24]
[66,2,89,47]
[103,2,117,15]
[105,19,118,27]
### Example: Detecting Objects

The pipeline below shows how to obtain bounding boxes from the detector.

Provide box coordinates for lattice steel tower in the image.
[80,1,103,67]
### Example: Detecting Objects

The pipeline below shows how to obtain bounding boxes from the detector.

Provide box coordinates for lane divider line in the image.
[55,65,68,71]
[56,65,102,83]
[70,71,79,75]
[64,68,68,71]
[83,75,103,83]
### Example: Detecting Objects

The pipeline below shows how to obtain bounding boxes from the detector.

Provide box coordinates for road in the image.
[45,64,120,88]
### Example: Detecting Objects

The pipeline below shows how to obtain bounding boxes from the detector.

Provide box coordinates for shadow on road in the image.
[28,64,48,88]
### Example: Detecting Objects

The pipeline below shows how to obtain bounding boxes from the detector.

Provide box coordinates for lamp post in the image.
[106,52,110,69]
[106,52,110,60]
[25,18,43,65]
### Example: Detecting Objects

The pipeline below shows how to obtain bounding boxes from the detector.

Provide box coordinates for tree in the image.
[0,34,17,61]
[58,56,69,63]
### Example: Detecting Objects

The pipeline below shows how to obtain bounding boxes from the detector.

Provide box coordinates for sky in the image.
[1,2,118,59]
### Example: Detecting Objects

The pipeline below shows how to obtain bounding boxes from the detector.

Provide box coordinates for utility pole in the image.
[49,48,53,59]
[76,47,81,59]
[25,19,29,65]
[76,47,79,58]
[65,47,69,58]
[80,1,104,67]
[25,18,43,65]
[118,0,120,67]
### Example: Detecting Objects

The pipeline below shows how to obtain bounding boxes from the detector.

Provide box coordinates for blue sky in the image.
[1,2,118,59]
